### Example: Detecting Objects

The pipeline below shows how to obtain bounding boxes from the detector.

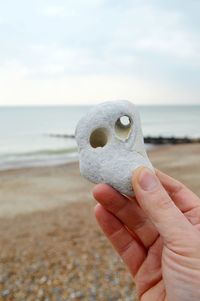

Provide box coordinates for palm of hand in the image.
[93,170,200,301]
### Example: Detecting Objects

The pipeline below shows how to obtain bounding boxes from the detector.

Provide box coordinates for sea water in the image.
[0,105,199,170]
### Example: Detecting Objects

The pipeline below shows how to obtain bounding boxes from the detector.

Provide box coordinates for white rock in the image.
[75,100,154,196]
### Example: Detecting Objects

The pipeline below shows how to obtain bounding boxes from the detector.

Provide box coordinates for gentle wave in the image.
[0,148,78,171]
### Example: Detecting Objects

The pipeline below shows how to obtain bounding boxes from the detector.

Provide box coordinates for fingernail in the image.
[138,168,158,191]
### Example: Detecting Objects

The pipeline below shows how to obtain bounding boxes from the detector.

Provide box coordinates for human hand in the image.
[93,168,200,301]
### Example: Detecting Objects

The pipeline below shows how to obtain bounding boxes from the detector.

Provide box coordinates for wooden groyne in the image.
[48,134,200,145]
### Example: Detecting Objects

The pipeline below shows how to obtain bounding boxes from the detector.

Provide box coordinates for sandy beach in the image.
[0,144,200,301]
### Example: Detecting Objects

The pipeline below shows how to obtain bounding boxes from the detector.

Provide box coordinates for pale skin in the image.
[93,168,200,301]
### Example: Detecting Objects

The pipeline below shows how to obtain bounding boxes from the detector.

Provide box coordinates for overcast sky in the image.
[0,0,199,105]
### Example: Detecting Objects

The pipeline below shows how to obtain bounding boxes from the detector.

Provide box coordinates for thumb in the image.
[132,167,193,244]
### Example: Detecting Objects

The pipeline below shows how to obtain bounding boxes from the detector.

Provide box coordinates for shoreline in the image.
[0,143,200,219]
[0,152,79,172]
[0,143,160,173]
[2,134,200,172]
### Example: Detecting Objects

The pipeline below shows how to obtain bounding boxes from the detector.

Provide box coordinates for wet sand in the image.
[0,144,200,300]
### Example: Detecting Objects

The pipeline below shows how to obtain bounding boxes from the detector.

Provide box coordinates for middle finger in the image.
[93,184,158,248]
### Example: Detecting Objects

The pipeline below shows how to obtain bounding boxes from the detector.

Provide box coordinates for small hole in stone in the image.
[115,115,132,140]
[119,116,130,127]
[90,128,108,148]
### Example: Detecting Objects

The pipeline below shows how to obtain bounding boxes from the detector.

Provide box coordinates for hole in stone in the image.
[90,128,108,148]
[115,115,132,140]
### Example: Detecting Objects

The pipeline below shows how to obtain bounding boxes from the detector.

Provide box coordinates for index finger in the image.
[156,169,200,212]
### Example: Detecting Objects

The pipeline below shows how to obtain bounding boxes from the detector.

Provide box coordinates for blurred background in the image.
[0,1,199,300]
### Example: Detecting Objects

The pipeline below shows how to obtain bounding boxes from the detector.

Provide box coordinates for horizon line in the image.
[0,103,199,107]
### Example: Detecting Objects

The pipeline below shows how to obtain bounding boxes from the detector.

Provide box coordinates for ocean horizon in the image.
[0,104,200,171]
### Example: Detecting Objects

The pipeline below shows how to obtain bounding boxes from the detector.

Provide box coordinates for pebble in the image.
[70,291,85,299]
[1,289,10,297]
[0,202,137,300]
[39,275,48,284]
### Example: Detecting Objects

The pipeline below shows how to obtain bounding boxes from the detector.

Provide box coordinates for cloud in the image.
[0,0,199,105]
[42,5,68,17]
[0,60,199,105]
[106,3,200,63]
[23,44,103,77]
[41,0,103,18]
[42,5,77,18]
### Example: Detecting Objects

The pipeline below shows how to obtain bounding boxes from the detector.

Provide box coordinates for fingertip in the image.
[94,204,113,229]
[93,183,107,200]
[93,183,117,201]
[94,203,103,218]
[154,168,164,178]
[155,168,161,174]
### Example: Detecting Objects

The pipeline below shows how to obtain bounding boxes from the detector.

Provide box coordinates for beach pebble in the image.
[70,291,85,299]
[39,275,48,284]
[75,100,154,196]
[1,289,10,297]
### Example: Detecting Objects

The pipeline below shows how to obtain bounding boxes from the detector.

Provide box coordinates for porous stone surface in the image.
[75,100,154,196]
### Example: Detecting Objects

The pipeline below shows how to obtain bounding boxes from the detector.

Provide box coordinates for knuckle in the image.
[103,197,127,214]
[185,207,200,225]
[151,191,173,211]
[109,227,133,257]
[139,189,172,211]
[109,225,125,241]
[156,197,172,210]
[114,201,129,216]
[169,182,185,198]
[118,240,133,257]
